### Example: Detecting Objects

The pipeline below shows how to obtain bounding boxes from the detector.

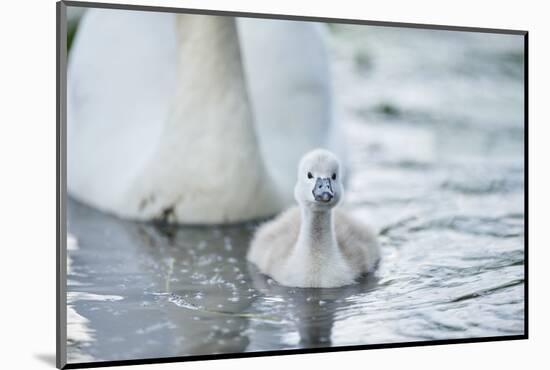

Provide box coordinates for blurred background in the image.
[66,7,524,364]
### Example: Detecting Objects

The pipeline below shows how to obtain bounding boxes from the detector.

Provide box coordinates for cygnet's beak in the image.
[313,177,334,203]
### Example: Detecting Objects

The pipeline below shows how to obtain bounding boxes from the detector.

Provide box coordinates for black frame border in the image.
[56,1,529,369]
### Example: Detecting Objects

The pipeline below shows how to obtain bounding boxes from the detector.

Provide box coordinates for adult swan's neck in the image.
[171,15,252,135]
[124,15,282,224]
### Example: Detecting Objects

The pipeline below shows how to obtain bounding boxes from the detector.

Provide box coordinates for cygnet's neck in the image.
[296,206,339,255]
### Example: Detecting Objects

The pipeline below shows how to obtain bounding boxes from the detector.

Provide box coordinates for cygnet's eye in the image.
[332,173,337,180]
[307,172,313,179]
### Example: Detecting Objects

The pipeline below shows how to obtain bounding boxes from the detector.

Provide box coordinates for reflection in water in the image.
[66,25,524,363]
[247,267,380,350]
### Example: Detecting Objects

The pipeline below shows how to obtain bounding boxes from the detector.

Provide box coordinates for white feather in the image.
[67,9,342,223]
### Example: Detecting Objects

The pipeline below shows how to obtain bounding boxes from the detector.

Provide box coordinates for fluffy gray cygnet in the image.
[247,149,380,288]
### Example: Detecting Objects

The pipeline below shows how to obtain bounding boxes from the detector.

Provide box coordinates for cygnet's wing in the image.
[335,210,380,274]
[247,207,301,275]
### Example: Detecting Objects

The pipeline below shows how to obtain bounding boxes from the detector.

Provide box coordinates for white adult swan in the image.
[67,8,343,224]
[247,149,379,288]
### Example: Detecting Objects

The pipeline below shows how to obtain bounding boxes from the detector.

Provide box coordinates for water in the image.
[66,24,525,363]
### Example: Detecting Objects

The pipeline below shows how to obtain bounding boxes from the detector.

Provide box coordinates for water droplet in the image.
[224,237,233,251]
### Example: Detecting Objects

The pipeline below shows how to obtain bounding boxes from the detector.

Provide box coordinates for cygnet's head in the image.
[294,149,343,210]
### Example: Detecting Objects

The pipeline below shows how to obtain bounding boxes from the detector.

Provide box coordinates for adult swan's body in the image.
[68,9,341,224]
